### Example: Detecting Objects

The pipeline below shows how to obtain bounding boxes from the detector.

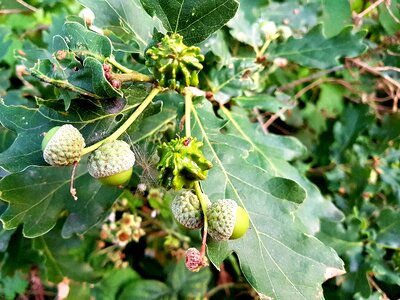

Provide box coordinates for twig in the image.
[16,0,38,12]
[348,58,400,90]
[353,0,387,25]
[81,87,161,155]
[263,106,289,132]
[31,71,103,99]
[0,9,31,14]
[385,0,400,23]
[253,108,268,134]
[70,162,79,201]
[206,283,250,298]
[367,272,389,300]
[277,66,344,91]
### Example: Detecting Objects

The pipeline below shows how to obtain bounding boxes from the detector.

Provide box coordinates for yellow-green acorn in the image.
[42,124,85,166]
[171,190,211,229]
[207,199,249,241]
[87,140,135,186]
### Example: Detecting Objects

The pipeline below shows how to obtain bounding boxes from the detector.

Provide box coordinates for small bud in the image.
[259,21,277,40]
[277,26,292,40]
[185,248,208,272]
[103,63,111,72]
[111,79,121,89]
[273,57,288,68]
[79,8,95,26]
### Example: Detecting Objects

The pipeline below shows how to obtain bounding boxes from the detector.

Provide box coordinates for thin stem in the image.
[354,0,386,23]
[82,87,161,155]
[206,283,250,298]
[185,89,193,137]
[258,39,272,57]
[70,161,79,201]
[194,182,209,258]
[111,72,153,83]
[31,71,103,99]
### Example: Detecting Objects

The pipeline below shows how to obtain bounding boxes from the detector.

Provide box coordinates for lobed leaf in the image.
[191,100,345,299]
[140,0,239,45]
[268,25,367,69]
[78,0,164,53]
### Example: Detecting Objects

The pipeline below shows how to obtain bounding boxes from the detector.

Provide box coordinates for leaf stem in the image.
[195,181,209,258]
[111,72,153,83]
[184,89,192,137]
[105,57,153,80]
[81,87,161,155]
[31,70,103,99]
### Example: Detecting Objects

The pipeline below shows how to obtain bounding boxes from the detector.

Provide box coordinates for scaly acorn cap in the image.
[42,124,85,166]
[171,190,211,229]
[87,140,135,180]
[207,199,250,241]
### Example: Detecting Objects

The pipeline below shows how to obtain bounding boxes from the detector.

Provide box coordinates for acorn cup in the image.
[42,124,85,166]
[87,140,135,186]
[171,189,211,229]
[207,199,250,241]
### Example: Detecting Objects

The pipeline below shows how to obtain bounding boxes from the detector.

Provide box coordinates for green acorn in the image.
[42,124,85,166]
[88,140,135,186]
[157,137,212,190]
[145,33,204,93]
[171,190,211,229]
[207,199,250,241]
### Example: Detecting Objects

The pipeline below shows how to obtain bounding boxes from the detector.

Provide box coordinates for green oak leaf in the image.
[332,104,374,163]
[220,105,343,231]
[208,58,262,103]
[78,0,164,53]
[63,21,113,56]
[268,25,367,69]
[321,0,352,37]
[33,221,101,282]
[376,209,400,247]
[0,163,122,238]
[261,1,319,34]
[191,100,344,299]
[140,0,239,45]
[167,259,211,299]
[119,280,173,300]
[92,268,141,300]
[378,0,400,35]
[30,22,122,102]
[0,271,29,300]
[0,26,13,61]
[267,177,307,204]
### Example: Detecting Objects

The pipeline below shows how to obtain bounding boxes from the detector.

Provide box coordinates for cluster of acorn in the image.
[41,124,135,186]
[171,190,249,242]
[103,63,121,90]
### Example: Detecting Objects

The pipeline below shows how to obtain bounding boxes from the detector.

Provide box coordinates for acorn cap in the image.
[207,199,249,241]
[171,190,211,229]
[43,124,85,166]
[88,140,135,178]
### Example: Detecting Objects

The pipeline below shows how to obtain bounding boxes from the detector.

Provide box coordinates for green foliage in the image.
[0,0,399,299]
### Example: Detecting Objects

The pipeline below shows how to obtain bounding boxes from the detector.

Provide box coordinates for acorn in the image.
[171,190,211,229]
[87,140,135,186]
[42,124,85,166]
[207,199,250,241]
